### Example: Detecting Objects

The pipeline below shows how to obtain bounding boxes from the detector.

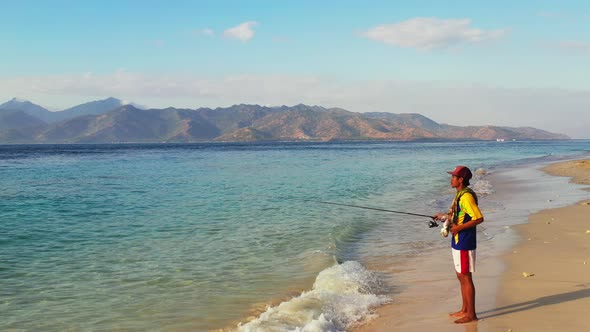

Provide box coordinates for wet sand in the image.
[483,160,590,331]
[354,159,590,332]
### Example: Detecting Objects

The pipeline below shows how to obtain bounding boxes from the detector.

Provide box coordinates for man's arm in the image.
[433,212,449,221]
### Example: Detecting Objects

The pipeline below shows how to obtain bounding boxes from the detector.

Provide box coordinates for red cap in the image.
[447,165,472,180]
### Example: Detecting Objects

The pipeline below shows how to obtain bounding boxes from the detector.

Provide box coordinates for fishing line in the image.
[300,199,439,228]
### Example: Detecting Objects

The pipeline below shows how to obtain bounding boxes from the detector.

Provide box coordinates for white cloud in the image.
[362,18,507,50]
[223,21,258,42]
[0,72,588,138]
[545,40,590,55]
[200,28,215,36]
[149,39,166,48]
[272,36,291,43]
[537,12,560,18]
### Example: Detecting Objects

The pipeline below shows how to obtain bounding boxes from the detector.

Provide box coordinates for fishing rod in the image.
[301,199,440,228]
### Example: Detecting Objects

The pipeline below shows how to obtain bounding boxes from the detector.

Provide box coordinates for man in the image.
[435,165,484,324]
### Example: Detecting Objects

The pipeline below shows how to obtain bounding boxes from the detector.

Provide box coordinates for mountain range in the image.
[0,97,570,143]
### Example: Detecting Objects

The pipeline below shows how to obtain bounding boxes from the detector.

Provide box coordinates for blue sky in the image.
[1,0,589,137]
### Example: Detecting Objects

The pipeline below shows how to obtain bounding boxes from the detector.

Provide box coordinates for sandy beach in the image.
[483,160,590,331]
[355,159,590,332]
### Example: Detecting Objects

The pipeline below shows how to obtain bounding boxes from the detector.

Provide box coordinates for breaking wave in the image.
[236,261,390,332]
[472,168,494,195]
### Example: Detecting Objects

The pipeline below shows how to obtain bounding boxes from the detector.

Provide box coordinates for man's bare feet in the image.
[449,311,465,317]
[454,316,478,324]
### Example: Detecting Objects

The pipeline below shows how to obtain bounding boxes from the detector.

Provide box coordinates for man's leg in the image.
[449,271,467,317]
[450,248,477,321]
[454,272,478,324]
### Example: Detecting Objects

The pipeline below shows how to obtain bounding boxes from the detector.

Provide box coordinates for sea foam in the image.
[472,168,495,195]
[236,261,389,332]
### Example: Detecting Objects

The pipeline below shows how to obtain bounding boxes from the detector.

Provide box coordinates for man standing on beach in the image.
[435,166,484,324]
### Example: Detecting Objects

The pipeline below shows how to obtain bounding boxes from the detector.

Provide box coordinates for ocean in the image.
[1,140,589,331]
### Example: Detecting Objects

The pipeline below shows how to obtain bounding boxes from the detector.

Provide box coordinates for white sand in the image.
[354,159,590,332]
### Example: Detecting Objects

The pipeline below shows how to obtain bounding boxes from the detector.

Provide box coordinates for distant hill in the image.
[0,109,46,130]
[365,112,442,131]
[51,97,127,122]
[0,109,45,143]
[0,98,54,123]
[0,97,139,127]
[0,99,570,143]
[36,105,221,143]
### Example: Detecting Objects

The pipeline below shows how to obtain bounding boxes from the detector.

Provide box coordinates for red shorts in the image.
[452,248,476,274]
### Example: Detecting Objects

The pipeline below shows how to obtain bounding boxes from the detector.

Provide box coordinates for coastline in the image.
[354,158,590,332]
[482,160,590,331]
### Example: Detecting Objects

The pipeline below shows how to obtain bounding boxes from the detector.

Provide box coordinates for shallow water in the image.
[1,141,589,331]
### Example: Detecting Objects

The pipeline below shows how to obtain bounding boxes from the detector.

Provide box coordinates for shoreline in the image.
[354,158,590,332]
[481,160,590,331]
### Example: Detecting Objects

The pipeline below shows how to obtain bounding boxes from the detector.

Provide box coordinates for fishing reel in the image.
[431,215,452,238]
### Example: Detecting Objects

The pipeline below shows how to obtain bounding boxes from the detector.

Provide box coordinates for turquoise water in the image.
[1,141,589,331]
